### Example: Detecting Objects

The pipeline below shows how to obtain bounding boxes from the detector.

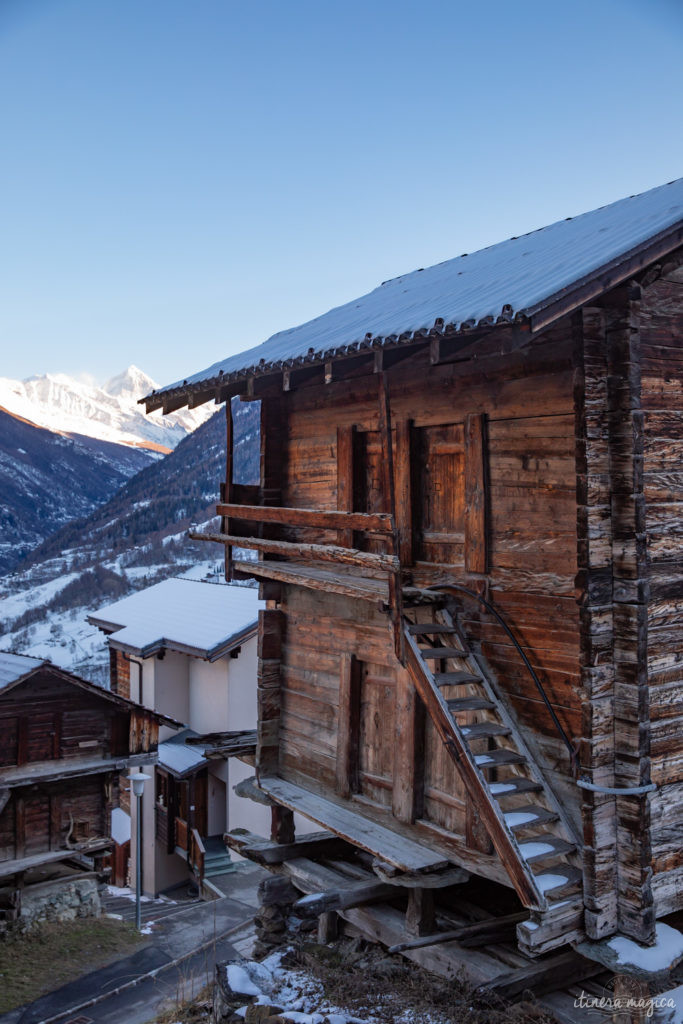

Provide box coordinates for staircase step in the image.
[503,805,559,831]
[435,672,481,687]
[420,647,466,660]
[533,866,583,898]
[446,696,495,712]
[489,777,543,797]
[407,623,453,635]
[518,836,576,863]
[461,722,511,740]
[474,749,526,768]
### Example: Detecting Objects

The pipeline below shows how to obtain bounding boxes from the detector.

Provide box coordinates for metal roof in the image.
[88,578,262,660]
[0,652,46,690]
[144,178,683,411]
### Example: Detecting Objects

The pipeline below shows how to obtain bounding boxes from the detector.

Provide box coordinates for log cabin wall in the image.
[640,261,683,919]
[263,323,583,869]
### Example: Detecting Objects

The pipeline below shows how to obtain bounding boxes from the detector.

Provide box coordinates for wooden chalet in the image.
[141,179,683,971]
[0,652,170,925]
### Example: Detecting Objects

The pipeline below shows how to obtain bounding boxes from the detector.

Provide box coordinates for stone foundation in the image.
[3,877,101,936]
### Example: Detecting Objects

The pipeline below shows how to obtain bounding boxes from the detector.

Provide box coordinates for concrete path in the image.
[0,863,264,1024]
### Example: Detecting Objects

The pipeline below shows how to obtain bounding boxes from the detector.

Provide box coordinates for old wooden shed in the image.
[142,179,683,966]
[0,652,169,924]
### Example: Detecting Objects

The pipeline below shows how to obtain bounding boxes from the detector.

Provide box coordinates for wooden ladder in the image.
[402,600,585,956]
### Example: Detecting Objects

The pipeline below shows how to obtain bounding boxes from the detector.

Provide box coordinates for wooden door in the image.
[414,423,465,567]
[352,430,393,555]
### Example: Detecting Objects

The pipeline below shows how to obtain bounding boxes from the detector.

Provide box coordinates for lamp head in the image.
[127,770,151,798]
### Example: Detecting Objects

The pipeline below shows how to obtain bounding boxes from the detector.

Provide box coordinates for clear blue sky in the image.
[1,0,681,386]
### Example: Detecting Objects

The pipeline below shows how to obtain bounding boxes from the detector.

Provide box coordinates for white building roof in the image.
[144,178,683,409]
[0,652,46,690]
[157,728,208,778]
[89,579,262,660]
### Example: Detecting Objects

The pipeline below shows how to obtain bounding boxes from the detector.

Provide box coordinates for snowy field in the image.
[0,552,233,686]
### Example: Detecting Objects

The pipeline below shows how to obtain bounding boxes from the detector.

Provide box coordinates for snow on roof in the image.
[89,579,262,660]
[0,652,46,690]
[158,728,207,778]
[147,178,683,405]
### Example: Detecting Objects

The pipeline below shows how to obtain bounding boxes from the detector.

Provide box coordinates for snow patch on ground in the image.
[607,923,683,971]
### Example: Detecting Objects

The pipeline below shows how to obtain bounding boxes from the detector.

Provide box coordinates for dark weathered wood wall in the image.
[270,328,582,860]
[640,267,683,917]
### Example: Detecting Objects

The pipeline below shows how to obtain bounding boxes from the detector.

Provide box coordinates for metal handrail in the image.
[428,583,578,774]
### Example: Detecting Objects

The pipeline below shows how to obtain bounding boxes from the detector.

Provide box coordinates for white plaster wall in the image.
[153,651,190,729]
[226,635,258,730]
[189,657,230,734]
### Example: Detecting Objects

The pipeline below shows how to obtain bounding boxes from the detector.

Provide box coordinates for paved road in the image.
[1,864,264,1024]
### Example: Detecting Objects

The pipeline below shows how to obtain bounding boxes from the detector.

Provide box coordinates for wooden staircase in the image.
[402,598,584,956]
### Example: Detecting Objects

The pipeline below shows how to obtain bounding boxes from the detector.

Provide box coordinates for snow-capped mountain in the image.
[0,365,212,452]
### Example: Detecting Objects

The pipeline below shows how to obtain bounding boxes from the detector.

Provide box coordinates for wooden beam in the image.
[293,879,395,917]
[223,399,234,581]
[336,653,361,798]
[392,667,420,824]
[389,911,528,953]
[394,419,414,566]
[0,789,9,816]
[476,950,601,1001]
[405,888,435,937]
[271,805,295,845]
[464,412,488,575]
[233,558,389,603]
[377,372,404,661]
[189,531,400,572]
[337,424,355,548]
[225,829,346,865]
[215,503,393,535]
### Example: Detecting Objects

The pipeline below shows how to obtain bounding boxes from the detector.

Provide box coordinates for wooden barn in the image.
[0,652,169,925]
[142,179,683,978]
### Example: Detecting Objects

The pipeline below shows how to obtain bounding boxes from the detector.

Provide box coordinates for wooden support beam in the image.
[336,654,361,798]
[317,911,339,943]
[464,412,488,575]
[189,530,400,572]
[271,805,295,845]
[405,888,435,937]
[392,667,421,824]
[337,424,355,548]
[389,911,528,953]
[225,829,346,865]
[293,879,395,917]
[215,503,393,535]
[223,398,234,581]
[377,372,404,661]
[476,950,601,1001]
[394,419,414,566]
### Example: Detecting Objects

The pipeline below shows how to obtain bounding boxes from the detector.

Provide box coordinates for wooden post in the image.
[405,888,435,937]
[270,805,295,845]
[394,419,414,567]
[257,608,285,777]
[464,412,488,575]
[336,653,361,798]
[317,911,339,943]
[392,667,420,823]
[222,399,234,581]
[337,425,355,548]
[377,372,404,661]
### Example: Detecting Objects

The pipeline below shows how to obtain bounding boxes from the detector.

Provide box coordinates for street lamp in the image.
[127,769,151,931]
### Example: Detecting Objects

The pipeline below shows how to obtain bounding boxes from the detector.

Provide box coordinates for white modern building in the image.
[90,578,270,895]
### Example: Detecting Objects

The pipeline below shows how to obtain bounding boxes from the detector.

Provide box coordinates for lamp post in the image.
[127,769,151,931]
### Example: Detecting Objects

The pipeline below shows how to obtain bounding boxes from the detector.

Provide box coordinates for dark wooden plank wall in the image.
[640,267,683,916]
[0,776,111,862]
[276,332,582,850]
[0,677,130,765]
